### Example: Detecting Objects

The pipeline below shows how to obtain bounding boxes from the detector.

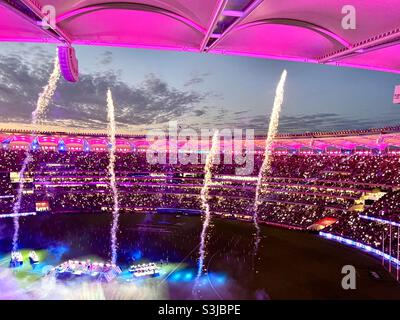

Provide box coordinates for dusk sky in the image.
[0,42,399,134]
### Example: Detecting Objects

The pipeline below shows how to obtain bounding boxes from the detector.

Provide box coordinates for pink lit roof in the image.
[63,137,84,145]
[1,1,400,73]
[130,139,150,147]
[115,139,131,146]
[37,135,58,145]
[9,136,33,146]
[87,138,108,146]
[2,128,400,151]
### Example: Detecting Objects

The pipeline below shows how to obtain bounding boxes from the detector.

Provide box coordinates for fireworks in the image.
[195,130,219,289]
[252,70,287,256]
[12,155,31,252]
[12,55,60,252]
[107,89,120,265]
[31,56,61,125]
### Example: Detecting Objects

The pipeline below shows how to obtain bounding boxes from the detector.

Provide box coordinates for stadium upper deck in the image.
[2,126,400,153]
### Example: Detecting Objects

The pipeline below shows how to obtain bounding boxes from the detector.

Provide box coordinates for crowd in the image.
[1,149,400,258]
[361,190,400,223]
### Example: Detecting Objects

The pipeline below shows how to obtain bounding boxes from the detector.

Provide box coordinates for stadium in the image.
[1,127,400,299]
[0,0,400,301]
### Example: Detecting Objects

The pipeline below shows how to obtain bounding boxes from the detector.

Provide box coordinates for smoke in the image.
[0,267,167,300]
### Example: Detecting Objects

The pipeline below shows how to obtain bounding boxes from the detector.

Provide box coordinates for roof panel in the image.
[238,0,400,44]
[35,0,217,29]
[212,23,342,60]
[332,44,400,73]
[0,4,53,42]
[0,1,399,73]
[59,9,204,49]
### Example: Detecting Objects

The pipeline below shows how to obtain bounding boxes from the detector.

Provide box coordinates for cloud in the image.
[0,49,212,132]
[99,51,113,65]
[0,48,53,121]
[48,72,210,129]
[184,72,210,87]
[1,45,399,134]
[192,109,206,117]
[231,112,400,134]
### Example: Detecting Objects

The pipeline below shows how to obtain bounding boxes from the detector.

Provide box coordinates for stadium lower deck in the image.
[2,129,400,298]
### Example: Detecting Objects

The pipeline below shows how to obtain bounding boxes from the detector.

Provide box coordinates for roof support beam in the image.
[0,1,59,43]
[200,0,228,51]
[205,0,263,52]
[18,0,72,44]
[222,10,243,17]
[318,29,400,63]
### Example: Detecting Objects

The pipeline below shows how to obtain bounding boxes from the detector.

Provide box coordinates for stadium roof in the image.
[1,0,400,74]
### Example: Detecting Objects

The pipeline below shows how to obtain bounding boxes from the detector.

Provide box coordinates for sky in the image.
[0,41,399,135]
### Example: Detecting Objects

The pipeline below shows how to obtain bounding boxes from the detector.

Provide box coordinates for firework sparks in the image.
[12,55,60,252]
[194,130,219,291]
[107,89,120,265]
[252,70,287,257]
